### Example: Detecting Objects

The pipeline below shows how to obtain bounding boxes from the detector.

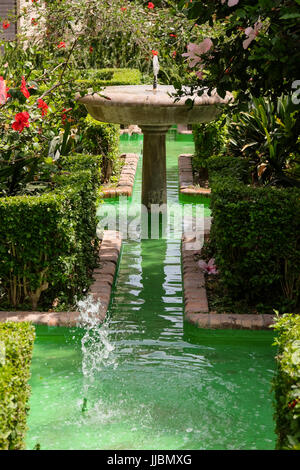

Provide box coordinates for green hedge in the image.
[207,156,300,310]
[192,114,228,171]
[75,68,141,88]
[272,313,300,450]
[0,155,101,310]
[0,322,35,450]
[78,117,120,183]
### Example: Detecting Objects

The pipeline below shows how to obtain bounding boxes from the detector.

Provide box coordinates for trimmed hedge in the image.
[75,68,141,88]
[272,314,300,450]
[0,322,35,450]
[192,114,228,171]
[207,155,300,310]
[0,154,101,310]
[78,117,120,183]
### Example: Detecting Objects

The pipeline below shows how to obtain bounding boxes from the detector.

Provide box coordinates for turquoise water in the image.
[26,133,276,450]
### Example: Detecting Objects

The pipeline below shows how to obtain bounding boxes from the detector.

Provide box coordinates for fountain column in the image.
[140,124,171,210]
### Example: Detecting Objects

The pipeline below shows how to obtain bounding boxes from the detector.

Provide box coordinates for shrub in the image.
[75,68,141,89]
[192,114,228,172]
[0,322,35,450]
[272,313,300,450]
[0,155,101,310]
[207,156,300,311]
[78,117,120,183]
[227,95,300,187]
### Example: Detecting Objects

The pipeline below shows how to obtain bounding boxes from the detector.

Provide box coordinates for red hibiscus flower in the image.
[121,6,126,11]
[20,76,30,99]
[57,41,66,49]
[151,50,158,56]
[12,112,30,133]
[169,33,177,38]
[147,2,154,9]
[37,98,48,117]
[2,21,10,30]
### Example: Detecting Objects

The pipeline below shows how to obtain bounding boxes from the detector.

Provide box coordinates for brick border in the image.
[178,154,211,197]
[100,153,139,198]
[0,230,122,327]
[181,233,276,330]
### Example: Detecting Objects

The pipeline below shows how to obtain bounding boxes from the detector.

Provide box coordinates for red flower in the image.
[147,2,154,9]
[89,46,93,53]
[37,98,48,116]
[12,112,30,133]
[31,18,38,26]
[2,21,10,30]
[169,33,177,38]
[61,107,72,125]
[172,51,177,58]
[57,41,66,49]
[151,50,158,56]
[121,6,126,11]
[20,76,30,99]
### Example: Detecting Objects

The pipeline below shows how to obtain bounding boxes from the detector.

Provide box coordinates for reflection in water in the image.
[26,134,276,450]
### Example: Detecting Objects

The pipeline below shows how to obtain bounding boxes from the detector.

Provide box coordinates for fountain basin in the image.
[78,85,232,209]
[77,85,232,126]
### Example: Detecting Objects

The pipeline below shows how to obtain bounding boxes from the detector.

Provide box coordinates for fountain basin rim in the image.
[76,85,233,108]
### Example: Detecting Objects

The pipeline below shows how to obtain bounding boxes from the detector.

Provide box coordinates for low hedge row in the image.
[0,154,102,310]
[0,322,35,450]
[75,68,141,88]
[207,156,300,310]
[272,313,300,450]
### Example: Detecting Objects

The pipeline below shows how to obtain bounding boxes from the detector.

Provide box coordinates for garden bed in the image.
[100,152,139,198]
[0,230,122,326]
[178,154,211,197]
[181,232,276,330]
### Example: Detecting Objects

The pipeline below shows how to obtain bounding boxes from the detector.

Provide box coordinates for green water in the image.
[26,133,276,450]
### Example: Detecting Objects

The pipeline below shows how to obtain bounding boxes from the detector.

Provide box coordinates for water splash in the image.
[76,295,117,412]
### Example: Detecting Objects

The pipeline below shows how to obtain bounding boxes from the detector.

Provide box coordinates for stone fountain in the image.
[77,60,232,210]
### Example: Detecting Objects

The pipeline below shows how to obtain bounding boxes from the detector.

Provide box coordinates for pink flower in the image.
[221,0,239,6]
[182,39,213,68]
[198,258,218,275]
[243,21,263,49]
[0,76,7,104]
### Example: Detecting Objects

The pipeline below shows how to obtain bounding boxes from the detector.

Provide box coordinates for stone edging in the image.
[181,233,276,330]
[101,153,139,198]
[0,230,122,327]
[178,154,211,197]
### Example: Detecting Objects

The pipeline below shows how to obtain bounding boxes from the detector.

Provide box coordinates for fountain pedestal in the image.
[140,125,170,209]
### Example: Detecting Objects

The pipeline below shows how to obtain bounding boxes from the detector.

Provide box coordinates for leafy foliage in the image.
[208,156,300,312]
[272,313,300,450]
[0,322,35,450]
[227,95,300,187]
[0,155,102,310]
[192,113,228,171]
[177,0,300,101]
